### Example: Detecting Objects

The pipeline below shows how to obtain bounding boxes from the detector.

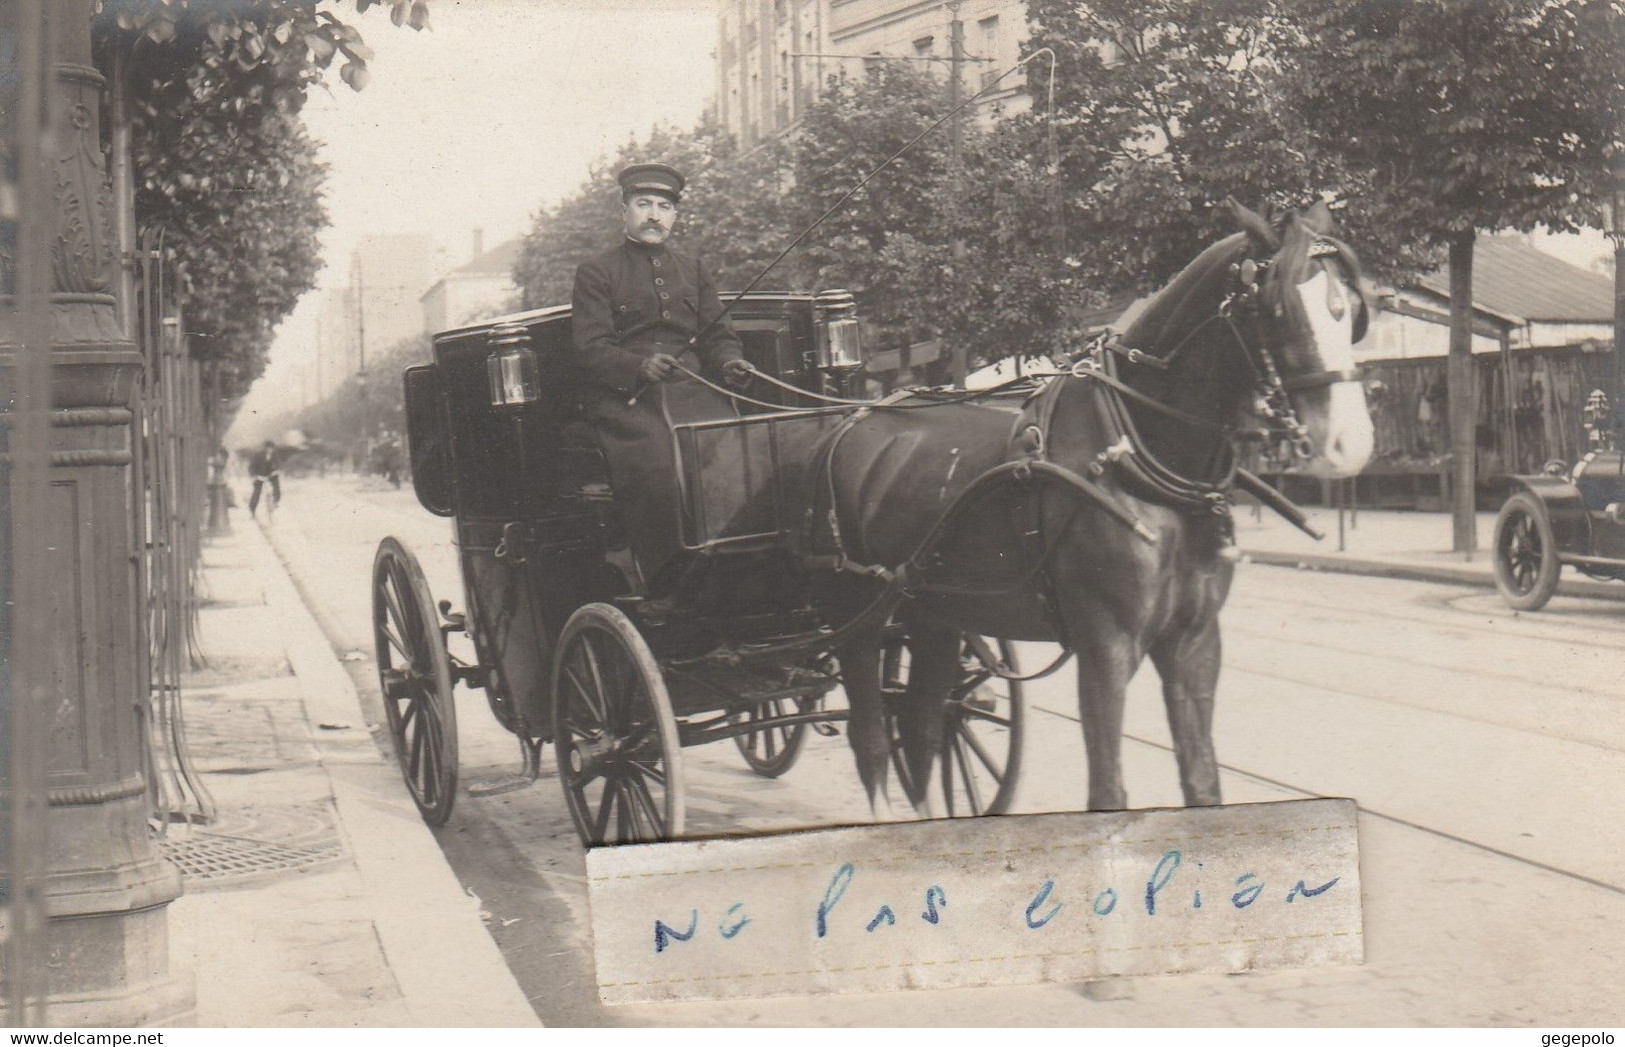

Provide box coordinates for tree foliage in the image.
[1281,0,1618,242]
[92,0,430,399]
[1023,0,1399,290]
[515,63,1080,370]
[1278,0,1618,551]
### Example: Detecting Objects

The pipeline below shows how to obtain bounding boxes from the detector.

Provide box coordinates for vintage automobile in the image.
[1492,389,1625,610]
[378,289,1025,845]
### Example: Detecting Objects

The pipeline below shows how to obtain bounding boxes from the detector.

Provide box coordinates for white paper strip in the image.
[587,798,1363,1004]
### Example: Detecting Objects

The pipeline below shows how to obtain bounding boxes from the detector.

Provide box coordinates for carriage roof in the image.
[431,291,819,347]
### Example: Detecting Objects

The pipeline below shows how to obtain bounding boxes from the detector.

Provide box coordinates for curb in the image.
[244,519,542,1027]
[1241,548,1625,603]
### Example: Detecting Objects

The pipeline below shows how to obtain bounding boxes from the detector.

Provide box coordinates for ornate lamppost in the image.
[0,0,191,1024]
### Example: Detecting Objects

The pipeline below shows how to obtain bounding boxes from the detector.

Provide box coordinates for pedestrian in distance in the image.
[248,439,282,519]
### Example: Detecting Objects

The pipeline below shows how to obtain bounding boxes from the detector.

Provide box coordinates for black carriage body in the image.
[403,293,842,737]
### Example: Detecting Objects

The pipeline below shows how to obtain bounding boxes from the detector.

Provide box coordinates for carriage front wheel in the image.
[884,634,1026,817]
[1493,491,1561,612]
[551,603,686,846]
[372,537,459,826]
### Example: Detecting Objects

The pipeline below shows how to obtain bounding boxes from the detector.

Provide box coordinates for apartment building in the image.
[715,0,1030,149]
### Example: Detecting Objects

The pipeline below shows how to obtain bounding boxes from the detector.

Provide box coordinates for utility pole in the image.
[947,0,968,388]
[1610,154,1625,418]
[356,258,368,377]
[354,257,371,468]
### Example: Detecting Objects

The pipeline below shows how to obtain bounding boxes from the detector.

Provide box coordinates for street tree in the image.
[1279,0,1620,552]
[513,63,1078,372]
[92,0,432,400]
[1021,0,1359,295]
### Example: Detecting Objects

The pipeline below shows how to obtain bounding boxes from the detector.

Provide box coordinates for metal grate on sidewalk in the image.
[157,802,345,888]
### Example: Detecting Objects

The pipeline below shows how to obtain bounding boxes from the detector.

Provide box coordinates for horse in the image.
[809,199,1375,817]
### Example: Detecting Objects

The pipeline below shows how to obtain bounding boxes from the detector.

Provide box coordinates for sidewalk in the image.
[1235,504,1625,602]
[163,519,540,1027]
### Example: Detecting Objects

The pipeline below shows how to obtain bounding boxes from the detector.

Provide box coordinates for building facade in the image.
[313,233,433,399]
[715,0,1030,149]
[421,230,521,334]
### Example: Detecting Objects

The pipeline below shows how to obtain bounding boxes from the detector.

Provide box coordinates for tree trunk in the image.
[1447,231,1478,555]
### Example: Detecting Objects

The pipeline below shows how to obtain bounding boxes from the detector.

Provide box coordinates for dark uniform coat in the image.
[571,239,742,392]
[570,239,744,588]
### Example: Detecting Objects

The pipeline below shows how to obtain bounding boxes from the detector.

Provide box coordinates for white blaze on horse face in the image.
[1294,268,1375,479]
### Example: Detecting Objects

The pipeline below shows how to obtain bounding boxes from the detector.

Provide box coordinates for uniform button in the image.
[662,310,670,319]
[652,259,661,267]
[660,292,670,300]
[655,277,664,285]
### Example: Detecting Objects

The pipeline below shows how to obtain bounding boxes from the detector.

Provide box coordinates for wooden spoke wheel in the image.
[551,603,685,846]
[732,697,815,778]
[372,537,459,826]
[1493,491,1561,612]
[883,633,1025,817]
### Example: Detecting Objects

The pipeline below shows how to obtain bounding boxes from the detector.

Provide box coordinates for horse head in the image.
[1228,198,1375,479]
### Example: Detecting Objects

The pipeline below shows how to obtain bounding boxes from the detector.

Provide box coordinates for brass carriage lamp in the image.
[487,323,540,408]
[814,288,864,371]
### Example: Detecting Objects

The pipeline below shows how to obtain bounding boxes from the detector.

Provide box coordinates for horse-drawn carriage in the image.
[1492,389,1625,611]
[375,201,1377,846]
[375,289,1024,845]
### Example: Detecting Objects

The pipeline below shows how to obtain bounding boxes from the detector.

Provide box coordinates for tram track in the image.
[1026,699,1625,898]
[1214,653,1625,755]
[1228,573,1625,653]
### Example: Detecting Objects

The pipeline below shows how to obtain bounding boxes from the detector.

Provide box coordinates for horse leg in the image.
[839,632,900,821]
[1072,630,1141,812]
[896,624,961,819]
[1149,618,1224,806]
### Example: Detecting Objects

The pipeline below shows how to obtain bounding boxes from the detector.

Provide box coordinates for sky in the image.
[234,0,721,434]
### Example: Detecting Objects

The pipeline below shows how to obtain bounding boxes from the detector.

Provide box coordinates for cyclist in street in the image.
[248,439,281,518]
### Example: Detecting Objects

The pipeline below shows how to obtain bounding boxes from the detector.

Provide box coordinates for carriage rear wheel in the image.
[551,603,685,846]
[883,634,1025,817]
[1493,492,1561,612]
[732,697,815,778]
[372,537,459,826]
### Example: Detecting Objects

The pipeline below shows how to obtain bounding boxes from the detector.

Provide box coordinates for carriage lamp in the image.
[487,323,539,408]
[814,288,864,371]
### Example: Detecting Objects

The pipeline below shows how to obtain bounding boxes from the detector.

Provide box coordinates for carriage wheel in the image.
[551,603,685,846]
[1493,492,1561,612]
[373,537,459,826]
[732,697,815,778]
[884,634,1025,817]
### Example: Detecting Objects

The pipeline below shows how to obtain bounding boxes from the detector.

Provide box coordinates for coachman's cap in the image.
[617,162,685,201]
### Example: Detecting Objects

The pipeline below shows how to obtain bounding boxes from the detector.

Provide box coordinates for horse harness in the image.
[682,244,1343,664]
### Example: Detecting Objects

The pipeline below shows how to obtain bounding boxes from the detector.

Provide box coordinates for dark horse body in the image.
[811,201,1375,817]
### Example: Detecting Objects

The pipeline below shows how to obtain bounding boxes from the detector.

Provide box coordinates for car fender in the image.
[1504,474,1592,557]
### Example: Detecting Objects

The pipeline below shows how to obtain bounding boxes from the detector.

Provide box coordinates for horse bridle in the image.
[1098,242,1364,461]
